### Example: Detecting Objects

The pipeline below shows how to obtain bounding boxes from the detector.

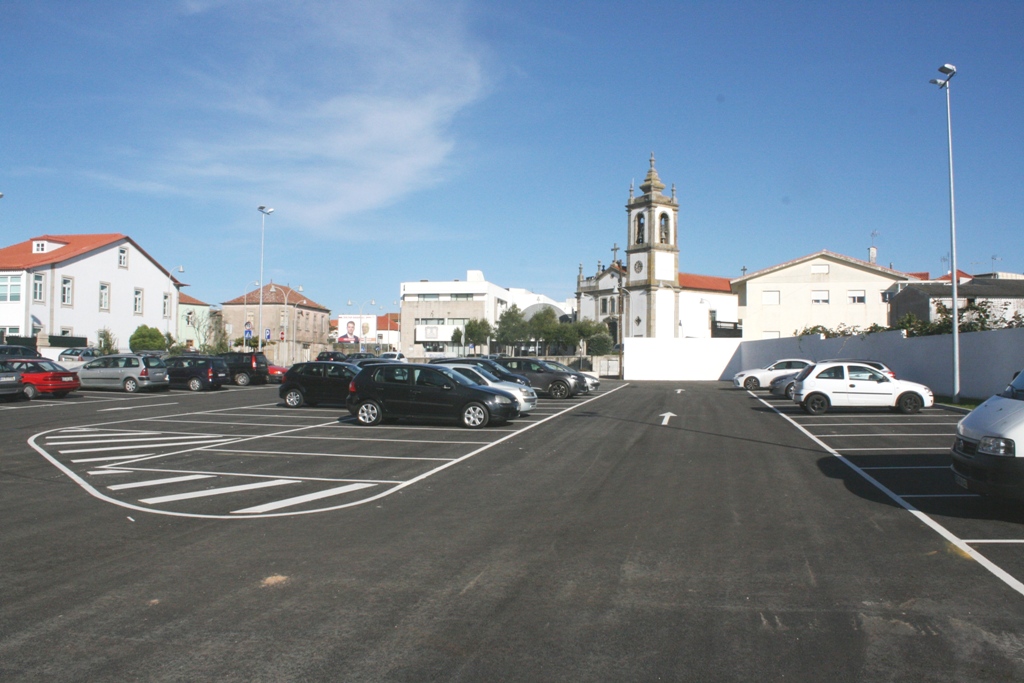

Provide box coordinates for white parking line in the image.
[834,447,950,452]
[757,394,1024,598]
[209,447,453,461]
[72,454,156,462]
[57,437,236,454]
[860,465,951,470]
[139,478,298,504]
[813,433,956,437]
[231,483,376,514]
[108,474,214,490]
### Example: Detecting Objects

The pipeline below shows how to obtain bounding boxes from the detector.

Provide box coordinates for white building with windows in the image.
[730,250,921,339]
[0,233,182,350]
[400,270,572,357]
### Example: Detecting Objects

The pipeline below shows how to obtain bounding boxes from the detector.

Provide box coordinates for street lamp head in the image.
[930,78,948,88]
[257,206,274,215]
[938,64,956,76]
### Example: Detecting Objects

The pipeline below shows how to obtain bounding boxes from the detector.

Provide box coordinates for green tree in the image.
[450,327,463,352]
[527,307,559,355]
[129,325,167,352]
[494,305,528,353]
[97,327,118,355]
[586,332,613,356]
[464,319,493,348]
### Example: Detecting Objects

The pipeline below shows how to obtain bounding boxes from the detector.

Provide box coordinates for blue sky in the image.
[2,1,1022,319]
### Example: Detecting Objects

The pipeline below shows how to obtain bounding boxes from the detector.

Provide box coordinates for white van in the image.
[951,370,1024,499]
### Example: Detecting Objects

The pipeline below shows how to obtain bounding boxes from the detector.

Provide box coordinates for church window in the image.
[635,214,645,244]
[659,214,670,243]
[601,298,608,314]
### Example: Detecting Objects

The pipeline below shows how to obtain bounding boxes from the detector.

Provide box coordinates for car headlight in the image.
[493,395,512,404]
[978,437,1015,457]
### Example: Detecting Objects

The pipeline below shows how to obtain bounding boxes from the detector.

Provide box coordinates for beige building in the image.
[731,250,920,339]
[221,283,331,366]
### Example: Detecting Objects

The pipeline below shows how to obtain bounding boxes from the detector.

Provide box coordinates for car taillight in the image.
[208,367,214,380]
[348,379,357,392]
[140,367,149,378]
[252,356,257,369]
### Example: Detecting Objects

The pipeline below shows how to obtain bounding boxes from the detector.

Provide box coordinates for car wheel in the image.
[188,377,204,392]
[743,376,760,390]
[234,372,251,386]
[802,393,829,415]
[23,384,38,400]
[461,402,490,428]
[549,381,570,399]
[785,383,795,400]
[897,392,924,414]
[123,377,139,393]
[356,400,383,426]
[284,388,304,408]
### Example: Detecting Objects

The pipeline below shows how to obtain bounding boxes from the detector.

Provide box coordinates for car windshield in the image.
[1002,370,1024,401]
[473,366,502,383]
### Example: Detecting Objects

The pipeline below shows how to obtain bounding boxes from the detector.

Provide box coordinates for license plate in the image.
[0,376,14,383]
[62,376,74,382]
[954,473,968,490]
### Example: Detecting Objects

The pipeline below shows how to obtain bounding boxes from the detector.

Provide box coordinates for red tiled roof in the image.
[678,273,732,293]
[179,292,208,306]
[935,269,972,282]
[222,283,328,311]
[906,271,930,280]
[377,313,400,331]
[0,233,187,283]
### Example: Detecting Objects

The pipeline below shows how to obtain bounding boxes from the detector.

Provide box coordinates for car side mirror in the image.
[443,383,453,390]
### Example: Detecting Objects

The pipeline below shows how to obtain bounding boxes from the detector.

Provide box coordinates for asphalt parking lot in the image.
[758,389,1024,594]
[4,381,1024,681]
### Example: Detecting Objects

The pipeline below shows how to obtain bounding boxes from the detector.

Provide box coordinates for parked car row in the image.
[734,357,931,415]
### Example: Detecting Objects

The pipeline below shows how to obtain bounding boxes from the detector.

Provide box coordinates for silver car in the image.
[78,354,169,393]
[0,361,24,400]
[446,363,538,413]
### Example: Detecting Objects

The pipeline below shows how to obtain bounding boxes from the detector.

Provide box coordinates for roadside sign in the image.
[264,328,271,341]
[280,331,285,341]
[244,329,252,340]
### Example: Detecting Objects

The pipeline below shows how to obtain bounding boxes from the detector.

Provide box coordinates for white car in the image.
[792,361,934,415]
[733,358,813,390]
[445,363,538,413]
[379,352,407,362]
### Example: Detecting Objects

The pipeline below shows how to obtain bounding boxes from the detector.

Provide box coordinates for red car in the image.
[268,364,286,384]
[8,358,81,399]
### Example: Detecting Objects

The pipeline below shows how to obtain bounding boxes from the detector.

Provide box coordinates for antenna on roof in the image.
[870,230,880,246]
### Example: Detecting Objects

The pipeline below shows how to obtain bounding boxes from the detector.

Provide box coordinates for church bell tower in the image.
[624,153,680,338]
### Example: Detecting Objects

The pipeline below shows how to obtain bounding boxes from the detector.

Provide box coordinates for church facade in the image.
[576,155,739,341]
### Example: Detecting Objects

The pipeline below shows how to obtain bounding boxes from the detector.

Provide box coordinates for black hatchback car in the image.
[165,355,231,391]
[317,351,348,362]
[345,363,519,428]
[279,361,359,408]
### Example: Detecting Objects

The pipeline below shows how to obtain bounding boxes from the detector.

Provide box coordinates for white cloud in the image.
[102,1,487,236]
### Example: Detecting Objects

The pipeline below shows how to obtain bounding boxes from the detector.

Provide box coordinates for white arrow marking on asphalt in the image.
[675,389,685,394]
[660,412,676,426]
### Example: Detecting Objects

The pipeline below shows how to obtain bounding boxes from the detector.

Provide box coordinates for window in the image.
[418,294,439,301]
[162,292,171,318]
[811,290,830,304]
[134,288,144,314]
[881,291,894,303]
[60,327,73,336]
[99,283,110,311]
[816,366,845,380]
[279,310,288,327]
[601,298,608,314]
[118,247,128,268]
[61,277,73,306]
[0,275,21,302]
[610,298,616,314]
[32,274,44,303]
[848,365,883,382]
[415,318,444,325]
[762,290,780,305]
[450,293,473,301]
[635,213,645,244]
[0,326,20,337]
[847,290,866,304]
[33,242,46,253]
[811,264,829,274]
[659,214,670,243]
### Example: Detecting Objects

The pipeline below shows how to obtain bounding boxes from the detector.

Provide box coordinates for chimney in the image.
[868,245,877,264]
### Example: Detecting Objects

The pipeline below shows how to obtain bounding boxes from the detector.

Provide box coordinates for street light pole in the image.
[271,284,303,365]
[257,206,274,352]
[292,298,306,364]
[930,63,959,402]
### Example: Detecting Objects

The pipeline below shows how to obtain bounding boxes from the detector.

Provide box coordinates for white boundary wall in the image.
[622,327,1024,400]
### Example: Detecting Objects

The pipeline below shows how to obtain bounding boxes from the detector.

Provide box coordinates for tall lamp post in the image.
[257,206,274,351]
[270,284,303,365]
[292,299,306,364]
[930,63,960,402]
[347,298,376,353]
